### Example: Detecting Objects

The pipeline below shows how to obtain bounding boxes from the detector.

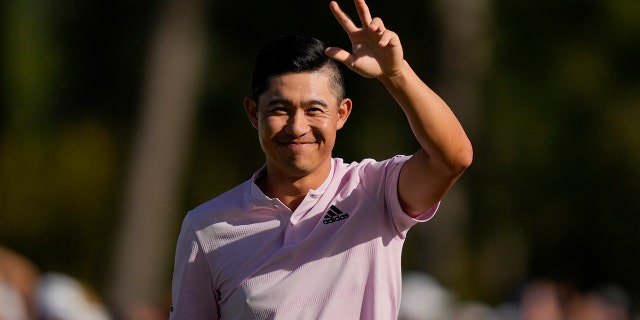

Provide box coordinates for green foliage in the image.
[477,0,640,296]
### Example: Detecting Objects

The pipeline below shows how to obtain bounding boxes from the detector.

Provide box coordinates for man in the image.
[170,0,472,318]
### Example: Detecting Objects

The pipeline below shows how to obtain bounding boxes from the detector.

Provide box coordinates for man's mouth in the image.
[278,140,316,150]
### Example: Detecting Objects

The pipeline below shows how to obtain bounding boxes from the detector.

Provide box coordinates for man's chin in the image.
[284,164,313,176]
[281,159,324,177]
[267,155,330,178]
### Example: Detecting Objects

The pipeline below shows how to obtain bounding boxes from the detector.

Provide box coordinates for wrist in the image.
[378,60,412,87]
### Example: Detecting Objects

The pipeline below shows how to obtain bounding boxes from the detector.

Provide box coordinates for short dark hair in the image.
[250,35,345,102]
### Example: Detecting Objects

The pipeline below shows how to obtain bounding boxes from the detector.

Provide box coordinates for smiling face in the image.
[245,68,352,183]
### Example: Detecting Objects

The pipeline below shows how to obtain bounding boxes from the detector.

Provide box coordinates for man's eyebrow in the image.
[265,98,329,108]
[265,97,289,105]
[307,99,329,108]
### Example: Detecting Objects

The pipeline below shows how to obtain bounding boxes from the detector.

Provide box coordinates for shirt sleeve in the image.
[170,217,219,320]
[383,155,439,237]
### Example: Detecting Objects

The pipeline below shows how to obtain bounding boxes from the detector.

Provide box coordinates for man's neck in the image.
[257,161,331,211]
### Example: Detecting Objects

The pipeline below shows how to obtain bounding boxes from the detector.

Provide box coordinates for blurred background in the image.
[1,0,639,319]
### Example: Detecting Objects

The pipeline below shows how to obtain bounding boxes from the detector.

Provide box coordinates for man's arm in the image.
[170,220,219,319]
[326,0,472,217]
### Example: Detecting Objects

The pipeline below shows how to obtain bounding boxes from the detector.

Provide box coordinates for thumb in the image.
[325,47,352,65]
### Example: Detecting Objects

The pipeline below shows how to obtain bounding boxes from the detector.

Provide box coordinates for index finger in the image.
[329,1,359,33]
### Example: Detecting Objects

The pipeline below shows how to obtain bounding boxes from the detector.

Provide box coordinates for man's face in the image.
[245,69,352,180]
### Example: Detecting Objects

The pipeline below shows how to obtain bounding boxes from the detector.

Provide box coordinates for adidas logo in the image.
[323,205,350,224]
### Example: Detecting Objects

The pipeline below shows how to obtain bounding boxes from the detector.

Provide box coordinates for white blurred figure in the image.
[36,273,111,320]
[400,271,454,320]
[0,282,29,320]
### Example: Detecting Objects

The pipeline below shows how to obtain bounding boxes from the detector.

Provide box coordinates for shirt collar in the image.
[246,159,335,204]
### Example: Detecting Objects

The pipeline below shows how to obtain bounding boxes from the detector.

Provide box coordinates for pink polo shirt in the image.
[170,156,438,319]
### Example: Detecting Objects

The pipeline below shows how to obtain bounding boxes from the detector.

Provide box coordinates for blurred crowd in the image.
[400,271,638,320]
[2,245,638,320]
[0,245,167,320]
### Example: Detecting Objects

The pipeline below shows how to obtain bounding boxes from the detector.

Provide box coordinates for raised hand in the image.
[325,0,405,79]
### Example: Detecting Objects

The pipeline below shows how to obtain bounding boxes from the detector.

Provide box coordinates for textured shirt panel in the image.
[171,157,438,319]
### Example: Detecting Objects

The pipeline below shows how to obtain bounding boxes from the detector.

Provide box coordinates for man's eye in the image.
[269,107,288,114]
[307,108,324,114]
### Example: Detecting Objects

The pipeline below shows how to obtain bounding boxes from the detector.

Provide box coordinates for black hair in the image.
[250,35,345,102]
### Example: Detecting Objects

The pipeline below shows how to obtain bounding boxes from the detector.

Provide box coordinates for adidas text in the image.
[323,205,350,224]
[323,214,350,224]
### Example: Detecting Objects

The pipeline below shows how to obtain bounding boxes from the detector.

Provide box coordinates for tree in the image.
[107,0,208,313]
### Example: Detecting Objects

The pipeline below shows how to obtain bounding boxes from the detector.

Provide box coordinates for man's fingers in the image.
[370,18,385,30]
[325,47,352,65]
[378,30,396,47]
[330,0,375,30]
[368,17,386,35]
[329,1,358,33]
[354,0,373,26]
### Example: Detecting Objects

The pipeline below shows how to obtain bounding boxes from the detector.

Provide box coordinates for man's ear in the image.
[244,97,259,129]
[336,98,352,130]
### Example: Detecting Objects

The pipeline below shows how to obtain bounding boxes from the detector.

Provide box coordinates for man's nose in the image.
[284,110,310,137]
